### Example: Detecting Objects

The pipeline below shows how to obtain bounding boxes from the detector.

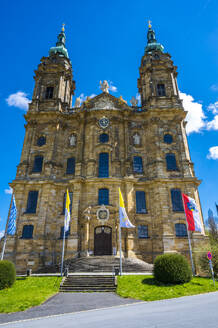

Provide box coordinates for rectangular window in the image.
[166,153,178,171]
[138,225,148,238]
[60,226,70,239]
[98,188,109,205]
[171,189,184,212]
[98,153,109,178]
[66,157,75,174]
[136,191,147,214]
[157,84,166,96]
[22,225,34,239]
[26,191,38,213]
[45,87,54,99]
[175,223,187,237]
[133,156,143,173]
[62,192,73,214]
[32,155,43,173]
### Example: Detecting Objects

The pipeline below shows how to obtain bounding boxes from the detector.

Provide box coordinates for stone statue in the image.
[133,133,140,145]
[74,97,81,107]
[69,134,76,146]
[130,96,138,107]
[100,80,109,93]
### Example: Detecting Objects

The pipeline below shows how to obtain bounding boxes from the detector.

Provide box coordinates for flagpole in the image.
[1,194,13,261]
[60,229,66,277]
[182,195,195,276]
[119,223,122,276]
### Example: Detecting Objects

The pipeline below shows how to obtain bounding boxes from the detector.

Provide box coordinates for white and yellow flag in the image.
[119,188,135,228]
[64,189,71,232]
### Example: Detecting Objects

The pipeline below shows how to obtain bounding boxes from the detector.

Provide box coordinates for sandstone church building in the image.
[3,24,206,272]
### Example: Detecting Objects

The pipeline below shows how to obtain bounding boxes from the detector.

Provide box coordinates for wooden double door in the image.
[94,226,112,256]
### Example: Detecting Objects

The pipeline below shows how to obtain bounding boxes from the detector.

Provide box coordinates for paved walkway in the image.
[0,292,141,324]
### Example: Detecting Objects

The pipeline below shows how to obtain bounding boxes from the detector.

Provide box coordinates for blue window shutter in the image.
[133,156,143,173]
[32,156,43,172]
[22,225,34,239]
[175,223,187,237]
[138,225,148,238]
[166,153,178,171]
[171,189,184,212]
[136,191,147,213]
[26,191,38,213]
[37,136,46,146]
[157,84,166,96]
[99,133,109,143]
[66,157,75,174]
[98,153,109,177]
[62,192,73,214]
[98,189,109,205]
[164,134,173,144]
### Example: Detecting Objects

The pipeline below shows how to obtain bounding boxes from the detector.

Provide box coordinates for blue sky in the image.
[0,0,218,236]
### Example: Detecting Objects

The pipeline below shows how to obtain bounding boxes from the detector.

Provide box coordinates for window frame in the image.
[156,83,166,97]
[138,225,149,239]
[166,153,178,171]
[45,86,54,99]
[136,191,147,214]
[25,191,38,214]
[171,189,184,212]
[175,223,188,237]
[98,188,109,205]
[36,136,46,147]
[21,225,34,239]
[133,156,143,174]
[164,134,173,144]
[32,155,43,173]
[99,133,109,143]
[66,157,75,175]
[98,153,109,178]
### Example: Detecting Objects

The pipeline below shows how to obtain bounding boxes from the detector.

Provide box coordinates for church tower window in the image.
[21,225,34,239]
[136,191,147,213]
[157,84,166,96]
[99,133,109,143]
[98,153,109,178]
[26,191,38,213]
[98,188,109,205]
[164,134,173,144]
[138,225,148,238]
[175,223,187,237]
[133,156,143,173]
[32,155,43,173]
[37,136,46,147]
[171,189,184,212]
[66,157,75,174]
[166,153,178,171]
[45,87,54,99]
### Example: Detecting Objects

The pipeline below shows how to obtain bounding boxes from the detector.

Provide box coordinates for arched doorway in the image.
[94,226,112,256]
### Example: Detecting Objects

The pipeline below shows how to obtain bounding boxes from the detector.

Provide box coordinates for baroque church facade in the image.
[3,24,206,272]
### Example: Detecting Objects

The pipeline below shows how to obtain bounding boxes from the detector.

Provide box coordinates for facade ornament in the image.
[133,133,140,145]
[119,96,127,104]
[97,205,109,222]
[74,97,81,108]
[100,80,109,93]
[130,96,138,107]
[69,134,77,146]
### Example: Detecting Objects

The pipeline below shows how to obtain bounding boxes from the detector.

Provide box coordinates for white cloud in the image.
[6,91,31,110]
[4,187,13,195]
[0,230,5,240]
[79,93,87,103]
[210,84,218,92]
[89,94,96,99]
[108,81,118,93]
[207,101,218,114]
[207,115,218,130]
[207,146,218,160]
[179,92,206,135]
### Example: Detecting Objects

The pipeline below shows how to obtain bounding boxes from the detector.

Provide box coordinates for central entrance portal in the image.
[94,226,112,256]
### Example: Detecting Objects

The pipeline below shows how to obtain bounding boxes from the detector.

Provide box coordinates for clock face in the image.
[99,117,109,129]
[98,210,108,220]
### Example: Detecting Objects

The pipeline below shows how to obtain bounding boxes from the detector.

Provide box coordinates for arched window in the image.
[98,153,109,178]
[133,156,143,173]
[164,134,173,144]
[32,155,43,173]
[60,226,70,239]
[166,153,178,171]
[98,189,109,205]
[99,133,109,143]
[171,189,184,212]
[22,225,34,239]
[66,157,75,174]
[157,84,166,96]
[45,87,54,99]
[26,191,38,213]
[136,191,147,214]
[175,223,187,237]
[37,136,46,146]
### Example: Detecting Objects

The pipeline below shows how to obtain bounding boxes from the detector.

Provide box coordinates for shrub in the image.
[154,253,192,284]
[0,260,16,289]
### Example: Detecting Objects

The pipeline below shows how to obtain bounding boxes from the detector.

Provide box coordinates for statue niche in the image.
[132,133,141,146]
[69,134,77,146]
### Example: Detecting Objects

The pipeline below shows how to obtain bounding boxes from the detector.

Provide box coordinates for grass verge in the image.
[117,275,218,301]
[0,276,62,313]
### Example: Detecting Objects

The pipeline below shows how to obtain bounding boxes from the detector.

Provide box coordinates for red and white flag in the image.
[182,194,203,233]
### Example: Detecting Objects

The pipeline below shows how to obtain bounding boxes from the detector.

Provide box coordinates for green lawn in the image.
[117,275,218,301]
[0,276,62,313]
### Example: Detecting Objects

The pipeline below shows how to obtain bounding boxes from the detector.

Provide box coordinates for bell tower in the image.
[30,25,75,112]
[137,22,181,110]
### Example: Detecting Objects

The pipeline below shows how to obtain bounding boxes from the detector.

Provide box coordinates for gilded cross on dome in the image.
[148,20,152,28]
[62,23,65,32]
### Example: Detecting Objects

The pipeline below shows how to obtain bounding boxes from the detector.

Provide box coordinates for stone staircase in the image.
[59,275,117,292]
[64,256,153,273]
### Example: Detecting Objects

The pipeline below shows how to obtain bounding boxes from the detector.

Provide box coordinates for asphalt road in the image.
[0,292,218,328]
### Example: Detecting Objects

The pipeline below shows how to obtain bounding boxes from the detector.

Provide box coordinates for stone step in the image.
[59,275,116,292]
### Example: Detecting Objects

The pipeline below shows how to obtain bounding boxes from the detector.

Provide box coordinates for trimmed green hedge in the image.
[154,253,192,284]
[0,260,16,290]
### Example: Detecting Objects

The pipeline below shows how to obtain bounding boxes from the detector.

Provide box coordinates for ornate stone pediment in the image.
[82,93,131,111]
